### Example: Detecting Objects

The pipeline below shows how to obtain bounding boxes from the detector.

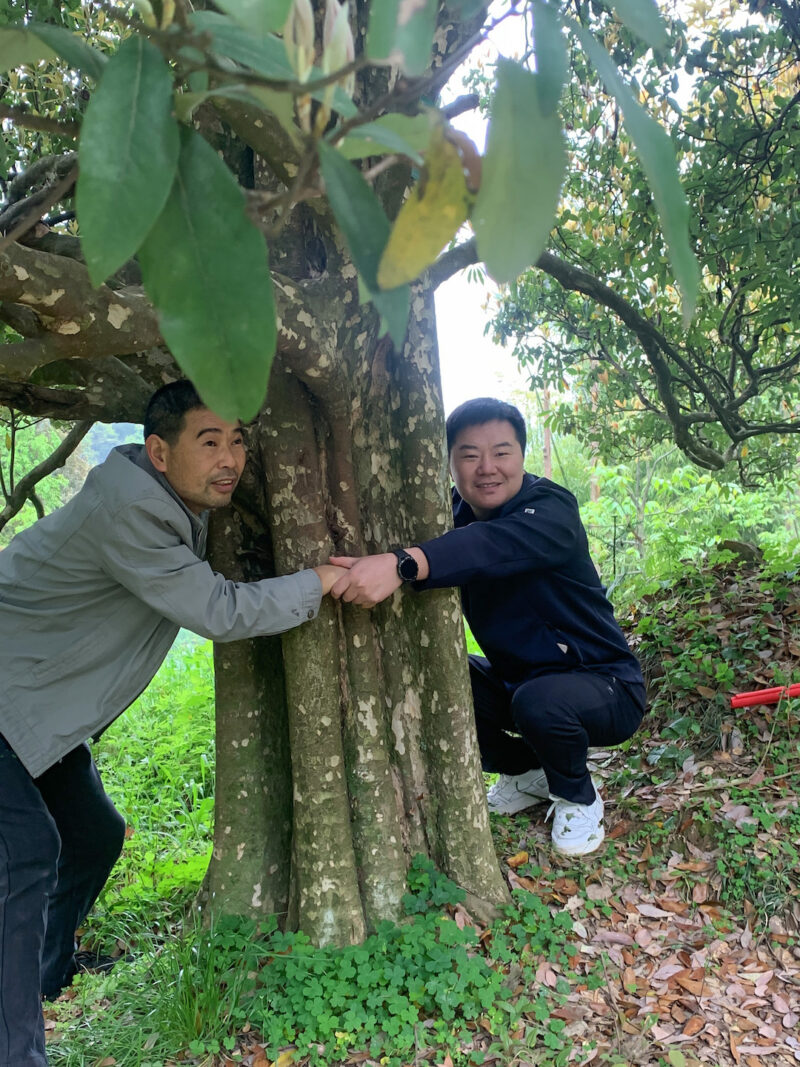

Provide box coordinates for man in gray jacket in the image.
[0,380,345,1067]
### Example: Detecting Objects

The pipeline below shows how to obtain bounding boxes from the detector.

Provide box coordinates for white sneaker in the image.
[548,788,605,856]
[486,768,550,814]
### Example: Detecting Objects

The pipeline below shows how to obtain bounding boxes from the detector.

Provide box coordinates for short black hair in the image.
[445,397,527,455]
[143,380,206,443]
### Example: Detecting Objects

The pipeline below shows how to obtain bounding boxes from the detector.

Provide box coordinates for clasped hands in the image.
[328,553,403,608]
[316,549,428,608]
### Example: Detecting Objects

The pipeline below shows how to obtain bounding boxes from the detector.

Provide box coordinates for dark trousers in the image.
[470,655,646,805]
[0,736,125,1067]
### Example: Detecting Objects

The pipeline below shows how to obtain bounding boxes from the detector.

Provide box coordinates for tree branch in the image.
[0,165,78,250]
[0,419,92,532]
[0,104,78,140]
[0,243,161,378]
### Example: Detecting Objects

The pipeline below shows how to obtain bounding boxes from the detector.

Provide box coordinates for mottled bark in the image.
[204,269,508,945]
[1,1,508,946]
[203,506,294,920]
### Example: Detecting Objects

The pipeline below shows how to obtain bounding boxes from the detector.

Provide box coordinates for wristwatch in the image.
[391,548,419,582]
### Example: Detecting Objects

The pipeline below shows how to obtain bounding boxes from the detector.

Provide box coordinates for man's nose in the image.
[216,443,238,468]
[476,454,496,473]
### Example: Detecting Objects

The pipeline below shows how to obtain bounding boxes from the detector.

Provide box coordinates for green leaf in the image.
[189,11,295,79]
[246,86,303,144]
[473,60,566,285]
[212,0,293,37]
[0,26,56,71]
[138,128,277,422]
[335,113,431,163]
[608,0,668,51]
[532,0,567,115]
[366,0,438,77]
[575,26,699,319]
[190,11,355,118]
[318,140,390,291]
[319,142,409,346]
[174,83,270,122]
[76,35,179,287]
[371,284,410,349]
[308,77,358,119]
[27,22,107,80]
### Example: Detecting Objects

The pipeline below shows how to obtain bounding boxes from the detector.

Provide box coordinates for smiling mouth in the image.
[211,479,237,491]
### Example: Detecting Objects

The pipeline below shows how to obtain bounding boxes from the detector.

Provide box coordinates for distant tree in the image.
[487,0,800,480]
[0,409,91,539]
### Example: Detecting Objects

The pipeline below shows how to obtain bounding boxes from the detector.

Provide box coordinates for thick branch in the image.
[0,376,150,423]
[0,243,161,378]
[0,419,93,532]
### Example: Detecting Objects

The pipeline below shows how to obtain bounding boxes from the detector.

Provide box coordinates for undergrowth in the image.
[51,860,583,1067]
[46,555,800,1066]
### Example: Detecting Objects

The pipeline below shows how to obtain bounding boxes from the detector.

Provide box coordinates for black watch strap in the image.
[391,548,419,582]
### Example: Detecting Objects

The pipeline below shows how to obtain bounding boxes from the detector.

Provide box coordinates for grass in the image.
[45,559,800,1066]
[80,634,216,956]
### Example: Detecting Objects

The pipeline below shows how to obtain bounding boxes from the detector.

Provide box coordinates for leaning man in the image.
[331,397,646,858]
[0,380,346,1067]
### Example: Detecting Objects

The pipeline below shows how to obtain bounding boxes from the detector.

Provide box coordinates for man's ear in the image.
[145,434,169,473]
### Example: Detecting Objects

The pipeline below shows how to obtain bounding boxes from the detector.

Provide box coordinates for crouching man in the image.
[0,380,347,1067]
[330,398,646,858]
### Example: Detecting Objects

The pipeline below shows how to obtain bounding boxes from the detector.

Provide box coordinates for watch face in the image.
[398,554,418,580]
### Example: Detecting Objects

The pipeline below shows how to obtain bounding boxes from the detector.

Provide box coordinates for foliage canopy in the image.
[0,0,696,422]
[489,0,800,479]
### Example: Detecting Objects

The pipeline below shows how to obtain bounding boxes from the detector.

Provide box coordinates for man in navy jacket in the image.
[332,397,645,856]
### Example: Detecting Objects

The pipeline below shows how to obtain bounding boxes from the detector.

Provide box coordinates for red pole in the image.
[730,682,800,708]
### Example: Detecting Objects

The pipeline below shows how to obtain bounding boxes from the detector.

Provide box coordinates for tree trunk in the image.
[205,273,508,944]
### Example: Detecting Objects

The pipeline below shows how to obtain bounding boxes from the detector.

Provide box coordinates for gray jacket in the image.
[0,444,322,777]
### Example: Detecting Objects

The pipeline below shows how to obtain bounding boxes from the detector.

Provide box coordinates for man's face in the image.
[449,419,525,518]
[146,408,247,515]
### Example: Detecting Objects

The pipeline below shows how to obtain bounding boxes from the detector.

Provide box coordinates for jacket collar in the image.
[116,444,209,542]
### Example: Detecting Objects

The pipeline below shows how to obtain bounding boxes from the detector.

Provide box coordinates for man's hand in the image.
[328,553,402,608]
[313,564,351,596]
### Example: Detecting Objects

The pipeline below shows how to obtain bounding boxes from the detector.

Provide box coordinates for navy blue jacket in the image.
[416,473,643,688]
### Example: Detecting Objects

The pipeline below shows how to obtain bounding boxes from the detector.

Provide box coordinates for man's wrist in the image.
[391,548,418,582]
[390,546,429,582]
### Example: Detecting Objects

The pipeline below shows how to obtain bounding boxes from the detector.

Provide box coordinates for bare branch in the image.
[441,94,480,120]
[0,104,79,140]
[0,419,92,532]
[426,238,479,289]
[0,164,78,250]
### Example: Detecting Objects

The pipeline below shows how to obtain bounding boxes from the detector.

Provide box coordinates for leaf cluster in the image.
[0,0,698,422]
[491,3,800,477]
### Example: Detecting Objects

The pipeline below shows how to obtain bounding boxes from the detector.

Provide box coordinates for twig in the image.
[0,418,93,532]
[0,164,79,251]
[0,104,79,139]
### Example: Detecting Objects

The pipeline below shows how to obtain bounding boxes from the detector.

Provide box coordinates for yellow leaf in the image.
[377,124,477,289]
[506,851,529,869]
[274,1050,297,1067]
